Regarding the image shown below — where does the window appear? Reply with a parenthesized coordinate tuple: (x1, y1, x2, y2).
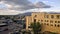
(44, 23, 46, 25)
(58, 21, 60, 23)
(41, 23, 43, 25)
(38, 20, 40, 23)
(57, 25, 60, 27)
(45, 20, 48, 22)
(55, 24, 56, 27)
(50, 20, 53, 23)
(45, 20, 46, 22)
(41, 20, 43, 22)
(50, 24, 53, 26)
(47, 24, 49, 26)
(55, 21, 57, 23)
(47, 20, 49, 22)
(56, 15, 60, 19)
(38, 20, 40, 22)
(28, 26, 32, 28)
(55, 21, 60, 23)
(51, 15, 54, 18)
(34, 19, 36, 22)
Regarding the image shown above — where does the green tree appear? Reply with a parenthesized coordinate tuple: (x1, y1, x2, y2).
(30, 22, 42, 34)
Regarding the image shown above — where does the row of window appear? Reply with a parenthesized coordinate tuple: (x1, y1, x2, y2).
(34, 19, 60, 23)
(34, 14, 60, 19)
(45, 15, 60, 19)
(33, 19, 60, 27)
(42, 23, 60, 27)
(41, 20, 60, 23)
(28, 24, 60, 28)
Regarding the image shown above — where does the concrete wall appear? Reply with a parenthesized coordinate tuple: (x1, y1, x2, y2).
(25, 12, 60, 34)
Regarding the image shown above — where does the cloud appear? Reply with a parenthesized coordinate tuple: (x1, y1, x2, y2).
(34, 2, 51, 8)
(0, 0, 51, 11)
(0, 9, 21, 15)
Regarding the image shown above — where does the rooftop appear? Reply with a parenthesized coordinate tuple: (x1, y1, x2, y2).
(0, 23, 7, 26)
(47, 12, 60, 14)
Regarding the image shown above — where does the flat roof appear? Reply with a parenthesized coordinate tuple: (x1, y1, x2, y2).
(0, 23, 7, 26)
(45, 12, 60, 14)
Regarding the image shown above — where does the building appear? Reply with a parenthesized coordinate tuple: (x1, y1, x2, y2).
(0, 23, 8, 34)
(25, 12, 60, 34)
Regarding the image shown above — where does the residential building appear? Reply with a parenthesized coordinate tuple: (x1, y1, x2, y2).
(0, 23, 8, 34)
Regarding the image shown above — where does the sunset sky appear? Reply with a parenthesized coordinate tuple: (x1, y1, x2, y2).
(0, 0, 60, 15)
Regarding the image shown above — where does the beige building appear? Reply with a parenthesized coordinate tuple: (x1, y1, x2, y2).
(25, 12, 60, 34)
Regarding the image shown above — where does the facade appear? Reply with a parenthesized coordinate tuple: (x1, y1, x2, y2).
(25, 12, 60, 34)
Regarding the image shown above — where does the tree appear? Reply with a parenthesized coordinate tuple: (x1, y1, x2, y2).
(30, 22, 42, 34)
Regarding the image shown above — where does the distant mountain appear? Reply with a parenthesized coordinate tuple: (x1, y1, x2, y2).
(17, 12, 32, 16)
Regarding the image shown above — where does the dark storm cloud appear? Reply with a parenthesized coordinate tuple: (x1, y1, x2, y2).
(0, 0, 51, 11)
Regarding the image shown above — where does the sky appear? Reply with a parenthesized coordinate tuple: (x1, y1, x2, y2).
(0, 0, 60, 15)
(29, 0, 60, 10)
